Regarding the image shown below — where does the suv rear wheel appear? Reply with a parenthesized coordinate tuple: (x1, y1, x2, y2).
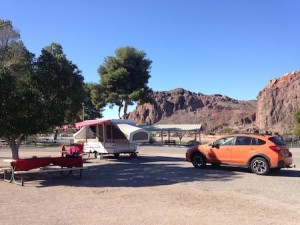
(192, 153, 206, 168)
(250, 157, 270, 175)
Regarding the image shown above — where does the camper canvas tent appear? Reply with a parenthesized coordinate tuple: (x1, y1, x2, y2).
(74, 119, 150, 158)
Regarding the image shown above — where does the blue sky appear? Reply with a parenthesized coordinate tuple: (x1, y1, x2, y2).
(1, 0, 300, 118)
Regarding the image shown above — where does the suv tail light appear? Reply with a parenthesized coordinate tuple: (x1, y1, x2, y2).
(269, 146, 281, 152)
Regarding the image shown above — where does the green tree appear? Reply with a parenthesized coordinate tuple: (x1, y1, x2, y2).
(0, 20, 85, 159)
(0, 19, 20, 62)
(294, 109, 300, 123)
(81, 82, 105, 120)
(293, 109, 300, 136)
(34, 43, 85, 125)
(294, 125, 300, 137)
(0, 20, 38, 159)
(98, 46, 153, 119)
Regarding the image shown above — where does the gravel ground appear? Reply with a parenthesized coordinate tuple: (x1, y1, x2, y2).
(0, 145, 299, 225)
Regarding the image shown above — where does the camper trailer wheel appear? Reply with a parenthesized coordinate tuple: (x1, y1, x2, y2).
(114, 153, 120, 158)
(130, 153, 137, 158)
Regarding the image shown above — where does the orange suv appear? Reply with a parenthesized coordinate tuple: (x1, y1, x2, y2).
(185, 133, 293, 175)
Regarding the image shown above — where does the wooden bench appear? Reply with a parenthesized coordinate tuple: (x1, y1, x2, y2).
(164, 140, 176, 145)
(4, 166, 87, 186)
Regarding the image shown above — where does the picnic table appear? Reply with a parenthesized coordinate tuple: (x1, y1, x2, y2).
(2, 156, 86, 186)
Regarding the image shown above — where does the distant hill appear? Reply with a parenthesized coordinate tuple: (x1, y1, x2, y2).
(129, 71, 300, 134)
(128, 88, 257, 133)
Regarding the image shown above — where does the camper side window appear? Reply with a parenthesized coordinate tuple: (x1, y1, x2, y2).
(106, 125, 126, 139)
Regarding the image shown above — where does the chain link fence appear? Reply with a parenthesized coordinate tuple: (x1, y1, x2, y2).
(281, 135, 300, 148)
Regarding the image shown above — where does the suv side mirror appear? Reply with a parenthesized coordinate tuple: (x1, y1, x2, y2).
(212, 143, 220, 148)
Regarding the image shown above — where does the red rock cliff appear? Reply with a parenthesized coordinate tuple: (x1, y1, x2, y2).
(256, 71, 300, 133)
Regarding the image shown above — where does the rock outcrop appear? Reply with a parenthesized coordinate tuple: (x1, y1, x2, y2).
(129, 71, 300, 134)
(129, 88, 256, 132)
(256, 71, 300, 133)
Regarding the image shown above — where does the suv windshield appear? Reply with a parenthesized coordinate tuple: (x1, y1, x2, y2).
(269, 137, 285, 146)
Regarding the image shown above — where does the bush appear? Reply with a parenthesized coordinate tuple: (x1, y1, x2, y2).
(294, 124, 300, 137)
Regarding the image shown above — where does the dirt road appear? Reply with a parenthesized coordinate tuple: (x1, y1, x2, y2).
(0, 146, 299, 225)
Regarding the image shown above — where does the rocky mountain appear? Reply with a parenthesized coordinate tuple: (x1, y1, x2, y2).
(256, 71, 300, 133)
(129, 71, 300, 134)
(128, 88, 256, 133)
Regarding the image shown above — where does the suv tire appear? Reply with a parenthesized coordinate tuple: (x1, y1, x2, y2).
(192, 153, 206, 168)
(250, 157, 270, 175)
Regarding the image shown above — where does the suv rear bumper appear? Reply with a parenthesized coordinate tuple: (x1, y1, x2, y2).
(277, 157, 293, 168)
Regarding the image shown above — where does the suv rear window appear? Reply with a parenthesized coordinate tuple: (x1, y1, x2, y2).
(252, 138, 266, 145)
(269, 137, 285, 146)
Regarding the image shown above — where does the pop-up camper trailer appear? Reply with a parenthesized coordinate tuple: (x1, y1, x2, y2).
(74, 119, 150, 158)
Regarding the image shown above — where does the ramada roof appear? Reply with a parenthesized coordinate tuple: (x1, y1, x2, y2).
(139, 124, 202, 132)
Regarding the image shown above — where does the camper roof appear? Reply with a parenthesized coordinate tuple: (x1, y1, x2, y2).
(75, 119, 135, 129)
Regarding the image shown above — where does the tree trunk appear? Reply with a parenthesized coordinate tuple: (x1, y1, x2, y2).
(4, 135, 22, 159)
(123, 98, 130, 119)
(10, 144, 19, 159)
(118, 105, 122, 119)
(118, 100, 123, 119)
